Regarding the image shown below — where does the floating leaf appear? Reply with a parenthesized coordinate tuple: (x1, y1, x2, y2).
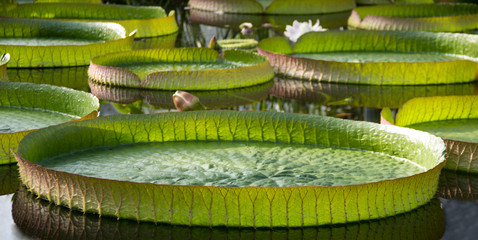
(88, 48, 274, 90)
(258, 31, 478, 85)
(188, 0, 355, 14)
(0, 81, 99, 165)
(12, 186, 444, 240)
(348, 4, 478, 32)
(15, 111, 445, 227)
(0, 18, 134, 68)
(216, 39, 258, 51)
(387, 95, 478, 173)
(270, 77, 478, 108)
(0, 3, 178, 38)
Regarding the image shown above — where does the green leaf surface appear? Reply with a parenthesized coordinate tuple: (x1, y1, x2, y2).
(0, 81, 99, 165)
(88, 48, 274, 90)
(0, 3, 178, 38)
(89, 80, 273, 109)
(394, 95, 478, 173)
(270, 77, 478, 108)
(12, 186, 445, 240)
(0, 18, 134, 68)
(188, 0, 355, 14)
(348, 4, 478, 32)
(257, 31, 478, 85)
(16, 111, 445, 227)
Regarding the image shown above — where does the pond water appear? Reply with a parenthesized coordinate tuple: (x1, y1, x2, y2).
(2, 0, 478, 239)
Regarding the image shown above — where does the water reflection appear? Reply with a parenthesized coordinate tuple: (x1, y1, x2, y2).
(6, 67, 90, 89)
(270, 77, 478, 109)
(132, 33, 178, 50)
(0, 165, 19, 196)
(89, 80, 273, 110)
(438, 170, 478, 201)
(12, 187, 444, 240)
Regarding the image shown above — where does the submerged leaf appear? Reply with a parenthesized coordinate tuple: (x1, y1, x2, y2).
(15, 111, 445, 227)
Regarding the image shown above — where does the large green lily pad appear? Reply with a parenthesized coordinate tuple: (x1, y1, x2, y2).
(0, 3, 178, 38)
(88, 48, 274, 90)
(271, 77, 478, 108)
(348, 4, 478, 33)
(12, 186, 444, 239)
(88, 80, 273, 109)
(0, 81, 99, 165)
(0, 18, 134, 68)
(188, 0, 355, 15)
(258, 31, 478, 85)
(382, 95, 478, 173)
(15, 111, 445, 227)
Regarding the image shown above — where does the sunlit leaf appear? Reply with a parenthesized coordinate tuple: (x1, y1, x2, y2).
(348, 4, 478, 32)
(258, 31, 478, 85)
(0, 18, 134, 68)
(88, 48, 274, 90)
(391, 95, 478, 173)
(12, 186, 444, 240)
(0, 81, 99, 165)
(0, 3, 178, 38)
(16, 111, 445, 227)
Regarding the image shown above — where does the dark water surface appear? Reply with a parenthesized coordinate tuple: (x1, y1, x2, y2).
(2, 0, 478, 239)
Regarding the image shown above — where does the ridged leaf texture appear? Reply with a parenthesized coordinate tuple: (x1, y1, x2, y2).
(394, 95, 478, 173)
(12, 187, 445, 240)
(348, 4, 478, 32)
(188, 0, 264, 14)
(0, 18, 134, 68)
(88, 48, 274, 90)
(257, 31, 478, 85)
(0, 81, 99, 165)
(0, 3, 178, 38)
(7, 67, 90, 89)
(16, 111, 445, 227)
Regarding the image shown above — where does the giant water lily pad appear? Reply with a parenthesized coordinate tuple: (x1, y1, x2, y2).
(0, 3, 178, 38)
(89, 80, 272, 109)
(15, 111, 445, 227)
(271, 77, 478, 109)
(188, 0, 355, 15)
(12, 186, 444, 240)
(0, 81, 99, 165)
(381, 95, 478, 173)
(88, 48, 274, 90)
(348, 4, 478, 33)
(0, 18, 134, 68)
(258, 31, 478, 85)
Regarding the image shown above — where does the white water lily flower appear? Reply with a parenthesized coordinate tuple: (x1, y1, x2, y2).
(284, 19, 327, 42)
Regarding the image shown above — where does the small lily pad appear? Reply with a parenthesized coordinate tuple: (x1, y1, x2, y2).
(382, 95, 478, 173)
(348, 4, 478, 33)
(0, 81, 99, 165)
(0, 18, 134, 68)
(15, 111, 445, 227)
(0, 3, 178, 38)
(88, 48, 274, 90)
(258, 31, 478, 85)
